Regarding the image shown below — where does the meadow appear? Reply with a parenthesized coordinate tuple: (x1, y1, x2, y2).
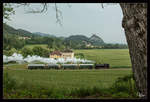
(4, 68, 132, 90)
(24, 44, 48, 49)
(24, 44, 131, 68)
(4, 67, 137, 99)
(74, 49, 132, 68)
(3, 47, 136, 98)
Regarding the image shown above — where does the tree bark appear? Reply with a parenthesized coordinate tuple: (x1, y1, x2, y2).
(119, 3, 147, 98)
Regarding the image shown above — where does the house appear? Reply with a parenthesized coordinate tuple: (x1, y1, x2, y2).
(61, 49, 74, 59)
(49, 49, 74, 59)
(18, 36, 31, 40)
(49, 51, 62, 59)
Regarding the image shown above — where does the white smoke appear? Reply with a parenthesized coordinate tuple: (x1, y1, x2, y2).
(3, 53, 94, 64)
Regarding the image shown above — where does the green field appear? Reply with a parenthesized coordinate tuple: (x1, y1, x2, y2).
(4, 68, 132, 90)
(24, 44, 48, 49)
(3, 67, 135, 98)
(74, 49, 131, 68)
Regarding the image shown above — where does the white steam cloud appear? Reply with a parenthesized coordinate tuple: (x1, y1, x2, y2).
(3, 53, 94, 64)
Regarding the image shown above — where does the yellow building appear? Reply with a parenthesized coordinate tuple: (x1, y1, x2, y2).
(49, 51, 62, 59)
(61, 49, 74, 59)
(50, 49, 74, 59)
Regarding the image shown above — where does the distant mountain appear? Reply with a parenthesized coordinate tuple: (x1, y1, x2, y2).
(63, 35, 90, 48)
(33, 32, 56, 38)
(3, 23, 105, 48)
(63, 34, 105, 48)
(65, 35, 89, 43)
(17, 29, 36, 37)
(3, 23, 58, 39)
(89, 34, 105, 46)
(3, 23, 39, 37)
(58, 36, 66, 40)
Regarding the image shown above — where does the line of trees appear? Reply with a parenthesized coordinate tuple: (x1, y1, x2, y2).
(3, 46, 51, 58)
(3, 33, 66, 51)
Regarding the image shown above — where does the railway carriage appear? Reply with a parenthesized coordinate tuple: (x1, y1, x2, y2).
(28, 64, 45, 69)
(79, 64, 94, 69)
(61, 64, 78, 69)
(47, 64, 59, 69)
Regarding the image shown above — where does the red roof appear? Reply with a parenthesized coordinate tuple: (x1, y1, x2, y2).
(62, 49, 73, 53)
(50, 51, 62, 55)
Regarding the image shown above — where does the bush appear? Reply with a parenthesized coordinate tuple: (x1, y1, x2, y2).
(110, 74, 138, 98)
(3, 72, 17, 92)
(112, 92, 130, 98)
(21, 47, 33, 57)
(75, 53, 85, 59)
(32, 46, 49, 57)
(3, 48, 18, 56)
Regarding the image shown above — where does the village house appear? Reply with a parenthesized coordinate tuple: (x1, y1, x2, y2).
(18, 36, 31, 40)
(49, 51, 62, 59)
(61, 49, 74, 59)
(49, 49, 74, 59)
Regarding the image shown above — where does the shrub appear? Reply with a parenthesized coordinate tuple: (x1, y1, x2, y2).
(32, 46, 50, 57)
(110, 74, 138, 98)
(21, 47, 33, 57)
(112, 92, 130, 98)
(3, 72, 17, 92)
(69, 87, 93, 97)
(74, 53, 85, 59)
(3, 48, 18, 56)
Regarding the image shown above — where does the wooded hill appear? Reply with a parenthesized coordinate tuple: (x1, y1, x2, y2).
(3, 23, 128, 50)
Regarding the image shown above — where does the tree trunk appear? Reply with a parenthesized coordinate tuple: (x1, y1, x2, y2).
(119, 3, 147, 98)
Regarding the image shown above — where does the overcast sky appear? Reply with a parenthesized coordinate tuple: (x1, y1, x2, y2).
(5, 3, 127, 44)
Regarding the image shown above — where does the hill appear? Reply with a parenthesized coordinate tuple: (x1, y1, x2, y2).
(3, 23, 128, 50)
(3, 23, 64, 50)
(33, 32, 56, 38)
(89, 34, 105, 46)
(3, 23, 39, 37)
(63, 34, 105, 48)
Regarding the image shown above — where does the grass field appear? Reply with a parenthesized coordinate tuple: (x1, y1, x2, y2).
(3, 67, 135, 99)
(3, 68, 132, 90)
(24, 44, 131, 68)
(24, 44, 48, 49)
(74, 49, 131, 68)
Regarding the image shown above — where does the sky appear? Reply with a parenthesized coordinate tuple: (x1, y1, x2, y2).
(5, 3, 127, 44)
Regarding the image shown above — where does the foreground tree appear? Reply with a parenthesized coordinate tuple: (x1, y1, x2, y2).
(120, 3, 147, 97)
